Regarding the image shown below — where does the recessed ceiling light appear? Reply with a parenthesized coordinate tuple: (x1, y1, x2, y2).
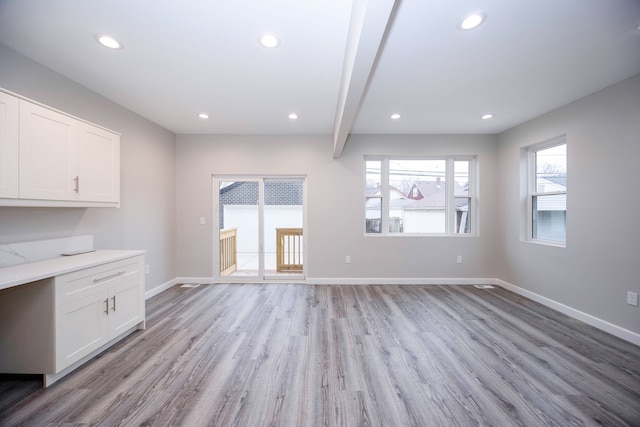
(198, 113, 210, 119)
(459, 13, 486, 31)
(288, 113, 299, 120)
(260, 33, 280, 48)
(480, 113, 495, 120)
(390, 113, 401, 119)
(96, 34, 122, 49)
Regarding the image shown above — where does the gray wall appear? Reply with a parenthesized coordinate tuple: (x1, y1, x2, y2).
(175, 133, 499, 280)
(496, 73, 640, 333)
(176, 134, 334, 278)
(0, 45, 178, 292)
(1, 41, 638, 336)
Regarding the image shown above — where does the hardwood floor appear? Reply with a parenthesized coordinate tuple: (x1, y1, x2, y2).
(1, 284, 639, 426)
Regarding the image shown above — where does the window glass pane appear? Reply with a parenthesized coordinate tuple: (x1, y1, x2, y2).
(264, 180, 304, 277)
(365, 160, 382, 233)
(363, 157, 475, 236)
(219, 181, 259, 277)
(366, 160, 381, 196)
(455, 197, 471, 234)
(532, 194, 566, 242)
(536, 144, 566, 193)
(365, 196, 382, 233)
(454, 161, 469, 196)
(389, 159, 446, 233)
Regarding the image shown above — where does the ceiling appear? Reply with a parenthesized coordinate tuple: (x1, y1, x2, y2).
(1, 0, 639, 154)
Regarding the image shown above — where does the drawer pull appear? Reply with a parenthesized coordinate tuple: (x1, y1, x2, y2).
(104, 299, 109, 315)
(111, 295, 117, 312)
(93, 271, 126, 283)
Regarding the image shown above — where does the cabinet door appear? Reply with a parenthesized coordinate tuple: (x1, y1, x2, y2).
(108, 278, 142, 338)
(19, 100, 78, 201)
(56, 291, 109, 372)
(0, 92, 19, 198)
(78, 123, 120, 203)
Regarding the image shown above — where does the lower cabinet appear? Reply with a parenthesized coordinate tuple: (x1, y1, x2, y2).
(56, 279, 142, 371)
(0, 255, 145, 387)
(55, 256, 145, 374)
(56, 290, 110, 372)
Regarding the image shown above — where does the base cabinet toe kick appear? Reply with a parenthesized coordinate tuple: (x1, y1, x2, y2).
(0, 252, 145, 387)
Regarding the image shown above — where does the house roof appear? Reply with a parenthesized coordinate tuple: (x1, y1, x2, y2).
(409, 181, 445, 199)
(1, 1, 639, 157)
(367, 180, 469, 210)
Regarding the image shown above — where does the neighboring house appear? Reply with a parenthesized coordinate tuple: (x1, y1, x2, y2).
(365, 185, 408, 232)
(219, 181, 303, 253)
(219, 181, 303, 229)
(406, 180, 471, 233)
(403, 180, 447, 233)
(366, 179, 471, 233)
(533, 177, 567, 241)
(406, 179, 446, 201)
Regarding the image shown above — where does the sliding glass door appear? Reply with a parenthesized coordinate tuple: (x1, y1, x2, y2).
(217, 179, 260, 278)
(263, 179, 304, 279)
(214, 176, 305, 281)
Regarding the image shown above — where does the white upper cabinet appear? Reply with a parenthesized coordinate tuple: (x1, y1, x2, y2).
(0, 88, 120, 207)
(78, 122, 120, 203)
(0, 92, 19, 198)
(19, 100, 79, 201)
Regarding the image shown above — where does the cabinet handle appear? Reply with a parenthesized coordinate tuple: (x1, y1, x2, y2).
(111, 295, 116, 312)
(93, 271, 126, 283)
(74, 176, 80, 193)
(104, 299, 109, 315)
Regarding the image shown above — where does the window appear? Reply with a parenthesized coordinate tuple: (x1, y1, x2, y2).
(365, 156, 476, 235)
(528, 137, 566, 245)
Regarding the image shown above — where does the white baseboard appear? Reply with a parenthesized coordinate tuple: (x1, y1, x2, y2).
(167, 277, 493, 286)
(144, 277, 218, 299)
(144, 278, 179, 299)
(306, 277, 494, 285)
(175, 276, 214, 285)
(495, 279, 640, 346)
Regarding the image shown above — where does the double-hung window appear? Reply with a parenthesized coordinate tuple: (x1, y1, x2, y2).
(527, 136, 567, 245)
(365, 156, 476, 235)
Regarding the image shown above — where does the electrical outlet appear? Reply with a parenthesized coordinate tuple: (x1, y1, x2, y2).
(345, 255, 351, 264)
(145, 265, 150, 275)
(457, 255, 463, 264)
(627, 291, 638, 307)
(200, 216, 206, 225)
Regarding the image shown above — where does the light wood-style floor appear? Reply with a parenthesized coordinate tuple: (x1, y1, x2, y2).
(1, 284, 639, 426)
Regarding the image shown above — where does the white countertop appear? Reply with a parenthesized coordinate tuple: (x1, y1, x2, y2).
(0, 250, 146, 291)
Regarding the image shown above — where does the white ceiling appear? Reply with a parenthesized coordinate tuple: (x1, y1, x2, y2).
(1, 0, 639, 147)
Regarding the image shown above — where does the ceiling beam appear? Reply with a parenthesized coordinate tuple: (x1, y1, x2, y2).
(332, 0, 397, 159)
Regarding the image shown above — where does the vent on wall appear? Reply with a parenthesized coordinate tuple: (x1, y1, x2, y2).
(474, 284, 495, 289)
(180, 284, 201, 288)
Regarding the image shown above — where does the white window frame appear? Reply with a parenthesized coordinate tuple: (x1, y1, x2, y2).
(364, 156, 477, 236)
(526, 135, 567, 247)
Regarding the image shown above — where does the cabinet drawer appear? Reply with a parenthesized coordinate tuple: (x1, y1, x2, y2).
(55, 257, 141, 306)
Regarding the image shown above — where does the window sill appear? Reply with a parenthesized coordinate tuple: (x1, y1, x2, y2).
(524, 238, 566, 248)
(365, 233, 477, 238)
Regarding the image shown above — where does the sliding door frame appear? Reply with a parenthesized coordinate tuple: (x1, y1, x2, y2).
(212, 175, 307, 283)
